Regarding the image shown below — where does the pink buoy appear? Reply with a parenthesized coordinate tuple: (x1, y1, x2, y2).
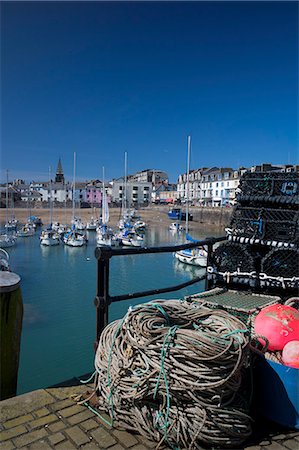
(282, 341, 299, 369)
(254, 304, 299, 351)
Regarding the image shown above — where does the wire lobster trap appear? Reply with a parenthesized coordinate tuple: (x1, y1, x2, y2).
(229, 206, 299, 245)
(185, 288, 281, 332)
(238, 172, 298, 198)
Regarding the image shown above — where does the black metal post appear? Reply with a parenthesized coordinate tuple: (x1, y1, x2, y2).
(205, 242, 214, 291)
(94, 247, 111, 350)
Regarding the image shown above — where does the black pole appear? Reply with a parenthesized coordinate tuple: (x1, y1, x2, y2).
(205, 242, 214, 291)
(94, 247, 111, 350)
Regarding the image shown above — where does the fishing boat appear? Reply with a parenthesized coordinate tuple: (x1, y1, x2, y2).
(4, 219, 18, 231)
(64, 152, 87, 247)
(174, 136, 207, 267)
(0, 249, 10, 271)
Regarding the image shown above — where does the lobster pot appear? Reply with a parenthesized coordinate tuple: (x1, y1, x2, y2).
(260, 248, 299, 291)
(185, 288, 281, 332)
(208, 242, 271, 289)
(254, 355, 299, 430)
(237, 172, 298, 202)
(229, 206, 299, 245)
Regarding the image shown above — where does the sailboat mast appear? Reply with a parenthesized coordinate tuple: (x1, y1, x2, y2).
(5, 170, 9, 226)
(124, 151, 128, 210)
(72, 152, 76, 220)
(185, 135, 191, 235)
(102, 166, 105, 220)
(49, 166, 53, 225)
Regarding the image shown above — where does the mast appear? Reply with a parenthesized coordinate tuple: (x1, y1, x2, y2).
(49, 166, 53, 226)
(5, 170, 9, 227)
(185, 135, 191, 235)
(72, 152, 76, 220)
(124, 151, 128, 210)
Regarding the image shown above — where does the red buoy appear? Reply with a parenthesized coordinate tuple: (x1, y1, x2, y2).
(254, 304, 299, 351)
(282, 341, 299, 368)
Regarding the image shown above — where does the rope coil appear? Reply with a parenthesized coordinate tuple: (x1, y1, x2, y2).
(94, 299, 253, 449)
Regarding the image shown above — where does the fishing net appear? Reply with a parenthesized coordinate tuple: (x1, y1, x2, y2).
(94, 299, 253, 449)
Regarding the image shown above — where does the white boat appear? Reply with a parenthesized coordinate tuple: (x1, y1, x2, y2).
(72, 217, 86, 231)
(0, 249, 10, 271)
(1, 171, 17, 247)
(175, 246, 207, 267)
(133, 220, 147, 232)
(63, 229, 87, 247)
(40, 230, 60, 246)
(121, 229, 144, 247)
(0, 234, 17, 248)
(64, 153, 87, 247)
(5, 219, 18, 231)
(174, 136, 207, 267)
(17, 224, 35, 237)
(86, 217, 98, 230)
(40, 168, 60, 246)
(169, 222, 183, 232)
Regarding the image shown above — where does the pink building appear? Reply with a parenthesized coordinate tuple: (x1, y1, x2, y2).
(86, 182, 102, 206)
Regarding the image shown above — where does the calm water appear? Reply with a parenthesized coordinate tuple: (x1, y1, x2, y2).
(4, 224, 221, 394)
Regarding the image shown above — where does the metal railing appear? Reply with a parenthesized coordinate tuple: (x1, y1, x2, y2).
(93, 235, 226, 348)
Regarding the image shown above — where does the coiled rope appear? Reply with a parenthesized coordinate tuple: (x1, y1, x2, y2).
(94, 299, 253, 449)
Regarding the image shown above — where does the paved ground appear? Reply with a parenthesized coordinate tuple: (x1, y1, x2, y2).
(0, 378, 298, 450)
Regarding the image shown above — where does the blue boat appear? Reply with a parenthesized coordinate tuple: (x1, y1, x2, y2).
(167, 208, 193, 221)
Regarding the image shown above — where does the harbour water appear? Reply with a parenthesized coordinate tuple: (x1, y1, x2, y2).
(4, 224, 221, 394)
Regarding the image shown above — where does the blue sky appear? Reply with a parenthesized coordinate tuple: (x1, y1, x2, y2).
(1, 1, 298, 183)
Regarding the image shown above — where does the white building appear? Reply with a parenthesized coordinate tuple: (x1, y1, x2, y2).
(111, 178, 152, 206)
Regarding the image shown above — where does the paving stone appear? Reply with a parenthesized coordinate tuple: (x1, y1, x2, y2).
(65, 425, 91, 446)
(81, 443, 100, 449)
(48, 421, 66, 433)
(259, 441, 271, 446)
(55, 441, 77, 450)
(283, 439, 299, 450)
(66, 410, 95, 426)
(91, 427, 117, 448)
(136, 436, 156, 448)
(245, 447, 262, 450)
(80, 419, 99, 432)
(58, 405, 84, 418)
(34, 408, 50, 418)
(262, 443, 287, 450)
(46, 385, 87, 401)
(272, 435, 287, 441)
(13, 428, 48, 447)
(109, 446, 126, 450)
(130, 446, 148, 450)
(49, 399, 75, 412)
(113, 430, 138, 448)
(0, 425, 27, 442)
(29, 441, 52, 450)
(28, 414, 58, 429)
(0, 441, 15, 449)
(95, 412, 113, 430)
(0, 390, 55, 421)
(48, 432, 66, 445)
(3, 414, 34, 429)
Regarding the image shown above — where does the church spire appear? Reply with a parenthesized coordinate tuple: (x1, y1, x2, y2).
(55, 157, 65, 183)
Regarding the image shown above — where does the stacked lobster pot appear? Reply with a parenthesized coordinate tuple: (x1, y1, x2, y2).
(208, 171, 299, 297)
